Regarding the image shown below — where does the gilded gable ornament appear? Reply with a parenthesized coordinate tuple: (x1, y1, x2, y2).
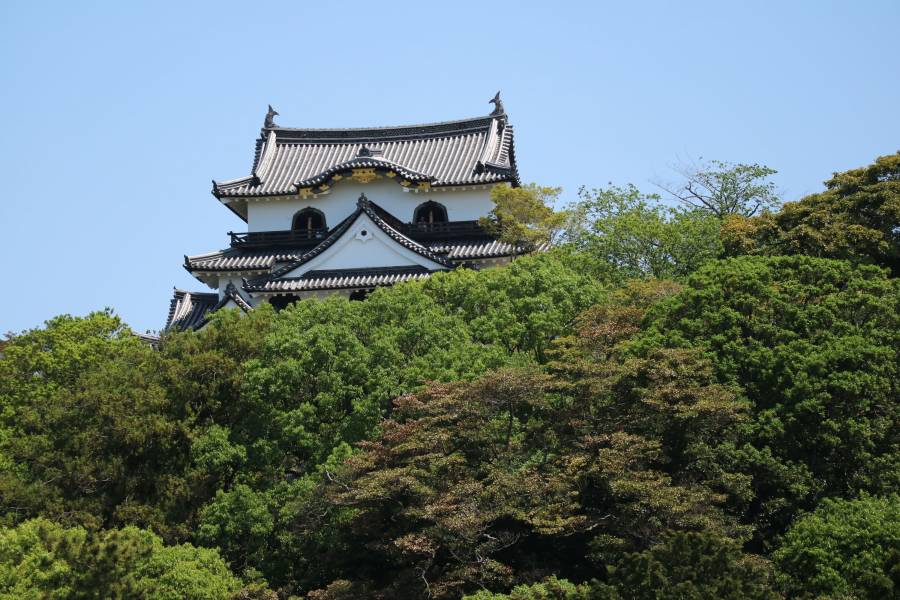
(351, 168, 379, 184)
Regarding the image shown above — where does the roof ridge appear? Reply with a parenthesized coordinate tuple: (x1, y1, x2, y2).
(270, 114, 500, 135)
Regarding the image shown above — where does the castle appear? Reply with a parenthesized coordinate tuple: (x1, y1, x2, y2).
(166, 95, 521, 330)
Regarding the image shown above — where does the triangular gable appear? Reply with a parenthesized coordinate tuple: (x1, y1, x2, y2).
(279, 211, 447, 278)
(212, 282, 254, 314)
(247, 195, 452, 286)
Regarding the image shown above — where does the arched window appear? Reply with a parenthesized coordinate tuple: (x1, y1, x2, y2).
(413, 201, 448, 224)
(292, 207, 326, 232)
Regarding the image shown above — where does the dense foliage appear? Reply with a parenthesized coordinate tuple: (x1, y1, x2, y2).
(773, 495, 900, 599)
(0, 518, 240, 599)
(722, 152, 900, 274)
(0, 153, 897, 598)
(566, 184, 722, 280)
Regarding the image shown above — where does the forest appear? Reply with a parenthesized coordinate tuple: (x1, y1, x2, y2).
(0, 153, 897, 599)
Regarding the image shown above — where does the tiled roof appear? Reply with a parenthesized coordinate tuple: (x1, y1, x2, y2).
(185, 248, 300, 272)
(430, 239, 522, 259)
(213, 111, 518, 197)
(165, 284, 252, 331)
(294, 157, 431, 188)
(244, 266, 435, 292)
(165, 289, 218, 331)
(185, 236, 523, 276)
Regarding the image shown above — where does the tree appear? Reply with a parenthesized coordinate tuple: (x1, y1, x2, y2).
(566, 184, 722, 281)
(0, 518, 244, 599)
(197, 485, 274, 573)
(774, 495, 900, 599)
(422, 252, 606, 361)
(481, 183, 569, 249)
(463, 533, 780, 600)
(0, 312, 187, 532)
(548, 281, 752, 561)
(657, 159, 780, 217)
(317, 368, 575, 599)
(464, 576, 601, 600)
(722, 151, 900, 275)
(314, 283, 753, 597)
(638, 256, 900, 541)
(606, 532, 780, 600)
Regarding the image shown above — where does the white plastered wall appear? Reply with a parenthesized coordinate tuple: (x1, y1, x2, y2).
(246, 180, 495, 232)
(279, 212, 447, 278)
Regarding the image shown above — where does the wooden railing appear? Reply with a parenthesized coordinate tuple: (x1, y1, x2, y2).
(229, 229, 329, 248)
(402, 220, 488, 240)
(229, 221, 489, 248)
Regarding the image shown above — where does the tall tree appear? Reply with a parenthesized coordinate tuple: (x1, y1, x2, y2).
(638, 256, 900, 541)
(566, 184, 722, 281)
(722, 151, 900, 275)
(481, 183, 569, 249)
(657, 159, 779, 217)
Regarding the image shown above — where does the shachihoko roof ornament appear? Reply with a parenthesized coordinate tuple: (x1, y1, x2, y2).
(489, 91, 504, 116)
(263, 104, 278, 129)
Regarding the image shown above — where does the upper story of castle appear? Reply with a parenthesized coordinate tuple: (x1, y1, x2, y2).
(211, 95, 518, 234)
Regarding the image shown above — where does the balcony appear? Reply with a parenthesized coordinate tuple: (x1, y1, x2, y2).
(402, 220, 489, 241)
(228, 221, 490, 249)
(229, 228, 329, 248)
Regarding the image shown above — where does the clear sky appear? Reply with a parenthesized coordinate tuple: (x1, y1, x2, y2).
(1, 1, 898, 334)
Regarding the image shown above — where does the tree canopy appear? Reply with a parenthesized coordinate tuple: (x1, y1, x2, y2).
(721, 152, 900, 275)
(1, 151, 898, 598)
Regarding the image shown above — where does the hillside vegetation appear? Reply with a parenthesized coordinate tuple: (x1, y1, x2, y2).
(0, 153, 898, 599)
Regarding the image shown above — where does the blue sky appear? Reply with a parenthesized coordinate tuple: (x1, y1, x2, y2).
(1, 1, 898, 334)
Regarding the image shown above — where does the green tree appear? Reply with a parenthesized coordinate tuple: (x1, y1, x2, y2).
(482, 183, 568, 249)
(637, 256, 900, 540)
(421, 251, 606, 361)
(0, 518, 244, 599)
(0, 312, 187, 532)
(658, 159, 780, 217)
(774, 495, 900, 599)
(722, 152, 900, 275)
(197, 485, 274, 573)
(566, 184, 722, 281)
(463, 534, 780, 600)
(548, 281, 752, 561)
(464, 576, 601, 600)
(607, 532, 779, 600)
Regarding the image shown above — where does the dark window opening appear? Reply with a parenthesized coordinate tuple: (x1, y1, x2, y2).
(349, 289, 373, 302)
(413, 201, 448, 224)
(269, 294, 301, 311)
(292, 208, 326, 232)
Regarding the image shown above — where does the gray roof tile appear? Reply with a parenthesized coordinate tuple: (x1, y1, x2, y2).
(213, 113, 518, 197)
(185, 249, 300, 272)
(164, 284, 253, 331)
(186, 237, 522, 274)
(244, 266, 435, 292)
(165, 289, 218, 331)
